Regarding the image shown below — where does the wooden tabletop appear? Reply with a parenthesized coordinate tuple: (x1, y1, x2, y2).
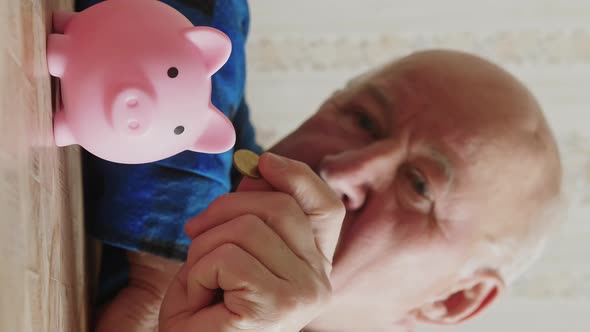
(0, 0, 88, 331)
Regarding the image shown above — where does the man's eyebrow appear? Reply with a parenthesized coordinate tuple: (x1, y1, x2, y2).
(366, 83, 393, 111)
(365, 83, 394, 126)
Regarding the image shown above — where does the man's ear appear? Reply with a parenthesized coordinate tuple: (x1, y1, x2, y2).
(415, 269, 505, 326)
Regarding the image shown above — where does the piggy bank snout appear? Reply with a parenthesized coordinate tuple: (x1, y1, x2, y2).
(111, 88, 155, 136)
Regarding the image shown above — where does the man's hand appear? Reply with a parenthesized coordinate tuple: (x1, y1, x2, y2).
(159, 153, 346, 332)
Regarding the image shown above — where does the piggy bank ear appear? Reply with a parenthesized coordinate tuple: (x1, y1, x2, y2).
(191, 106, 236, 154)
(184, 27, 232, 76)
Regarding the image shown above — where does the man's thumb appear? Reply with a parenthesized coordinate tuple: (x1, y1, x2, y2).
(257, 153, 346, 264)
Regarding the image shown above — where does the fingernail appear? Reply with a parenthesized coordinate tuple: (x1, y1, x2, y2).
(265, 152, 287, 169)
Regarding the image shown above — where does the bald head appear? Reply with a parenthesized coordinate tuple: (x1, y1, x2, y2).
(394, 50, 563, 282)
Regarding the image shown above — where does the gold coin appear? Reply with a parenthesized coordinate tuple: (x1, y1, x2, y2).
(233, 149, 261, 179)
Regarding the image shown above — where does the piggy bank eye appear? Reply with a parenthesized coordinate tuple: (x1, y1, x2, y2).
(174, 126, 185, 135)
(167, 67, 179, 78)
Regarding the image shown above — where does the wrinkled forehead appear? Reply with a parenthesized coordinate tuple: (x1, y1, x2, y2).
(363, 57, 538, 138)
(432, 122, 555, 230)
(355, 56, 552, 205)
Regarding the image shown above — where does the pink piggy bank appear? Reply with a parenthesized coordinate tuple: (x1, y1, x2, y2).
(47, 0, 236, 164)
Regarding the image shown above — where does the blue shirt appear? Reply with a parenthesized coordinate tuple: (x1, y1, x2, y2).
(77, 0, 260, 303)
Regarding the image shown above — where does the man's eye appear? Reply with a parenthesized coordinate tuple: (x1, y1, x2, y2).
(357, 112, 378, 132)
(396, 165, 434, 214)
(350, 110, 381, 138)
(406, 168, 430, 199)
(334, 100, 381, 138)
(411, 173, 427, 196)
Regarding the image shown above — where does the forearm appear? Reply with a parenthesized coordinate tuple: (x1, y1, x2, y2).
(95, 285, 161, 332)
(95, 251, 181, 332)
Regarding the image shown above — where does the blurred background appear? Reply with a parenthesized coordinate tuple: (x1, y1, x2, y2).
(245, 1, 589, 331)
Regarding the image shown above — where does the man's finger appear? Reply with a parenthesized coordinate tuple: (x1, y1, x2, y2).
(185, 214, 305, 281)
(257, 153, 346, 265)
(184, 192, 317, 265)
(159, 265, 206, 331)
(186, 243, 281, 312)
(236, 176, 274, 192)
(187, 243, 283, 331)
(162, 243, 283, 332)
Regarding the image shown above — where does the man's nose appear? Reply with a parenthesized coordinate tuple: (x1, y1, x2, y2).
(319, 144, 399, 211)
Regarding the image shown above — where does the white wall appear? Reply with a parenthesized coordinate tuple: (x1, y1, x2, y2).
(245, 1, 590, 331)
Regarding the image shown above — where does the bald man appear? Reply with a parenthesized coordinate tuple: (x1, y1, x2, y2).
(156, 50, 562, 332)
(77, 2, 559, 332)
